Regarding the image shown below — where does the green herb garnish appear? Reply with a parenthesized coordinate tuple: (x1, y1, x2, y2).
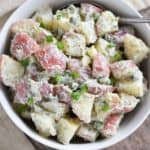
(57, 42, 64, 50)
(71, 84, 88, 101)
(71, 91, 81, 101)
(46, 35, 53, 43)
(57, 14, 63, 20)
(110, 77, 117, 85)
(27, 96, 34, 105)
(70, 72, 80, 79)
(111, 51, 123, 62)
(16, 104, 28, 114)
(20, 58, 30, 67)
(93, 121, 104, 130)
(102, 103, 110, 112)
(80, 84, 88, 94)
(107, 42, 115, 49)
(51, 74, 63, 84)
(40, 22, 46, 28)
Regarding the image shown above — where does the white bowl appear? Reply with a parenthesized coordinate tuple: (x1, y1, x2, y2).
(0, 0, 150, 150)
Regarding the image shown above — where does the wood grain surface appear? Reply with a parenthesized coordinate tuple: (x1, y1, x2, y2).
(0, 106, 35, 150)
(0, 1, 150, 150)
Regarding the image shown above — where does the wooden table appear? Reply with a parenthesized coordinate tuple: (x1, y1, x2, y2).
(0, 1, 150, 150)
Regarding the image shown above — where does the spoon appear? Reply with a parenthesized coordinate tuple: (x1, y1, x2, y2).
(58, 1, 150, 24)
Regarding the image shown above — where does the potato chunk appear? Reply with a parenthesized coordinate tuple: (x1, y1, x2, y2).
(11, 32, 40, 60)
(96, 11, 119, 36)
(117, 79, 144, 97)
(57, 118, 80, 144)
(11, 19, 40, 36)
(124, 34, 150, 63)
(94, 93, 121, 122)
(35, 44, 67, 74)
(41, 101, 69, 120)
(80, 3, 102, 20)
(77, 20, 97, 44)
(31, 112, 56, 137)
(62, 32, 86, 57)
(33, 6, 53, 29)
(119, 93, 140, 113)
(77, 124, 99, 142)
(110, 60, 143, 80)
(100, 114, 123, 137)
(0, 55, 24, 88)
(95, 38, 116, 62)
(71, 93, 95, 123)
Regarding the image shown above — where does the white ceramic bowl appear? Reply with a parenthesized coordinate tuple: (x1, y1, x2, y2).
(0, 0, 150, 150)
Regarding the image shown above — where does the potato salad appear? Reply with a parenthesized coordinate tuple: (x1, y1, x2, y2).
(0, 3, 149, 144)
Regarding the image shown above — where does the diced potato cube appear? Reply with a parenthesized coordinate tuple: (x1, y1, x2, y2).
(77, 20, 97, 44)
(41, 101, 69, 120)
(124, 34, 150, 64)
(80, 3, 102, 20)
(57, 118, 80, 144)
(86, 79, 114, 96)
(81, 55, 91, 67)
(94, 93, 121, 121)
(119, 93, 140, 113)
(62, 32, 86, 57)
(94, 100, 111, 122)
(96, 11, 119, 36)
(52, 9, 74, 32)
(35, 44, 67, 74)
(110, 60, 143, 80)
(31, 112, 56, 137)
(104, 93, 121, 108)
(87, 46, 98, 58)
(72, 93, 95, 123)
(95, 38, 116, 62)
(77, 124, 99, 142)
(100, 114, 123, 137)
(117, 79, 144, 97)
(11, 32, 40, 60)
(11, 19, 40, 37)
(92, 53, 110, 78)
(33, 6, 53, 29)
(0, 55, 24, 88)
(66, 4, 81, 22)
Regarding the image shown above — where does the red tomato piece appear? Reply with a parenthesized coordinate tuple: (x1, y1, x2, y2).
(92, 53, 110, 78)
(35, 44, 67, 73)
(11, 32, 40, 60)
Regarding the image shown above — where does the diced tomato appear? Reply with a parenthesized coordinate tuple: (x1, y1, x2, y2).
(11, 32, 40, 60)
(92, 53, 110, 78)
(35, 44, 67, 73)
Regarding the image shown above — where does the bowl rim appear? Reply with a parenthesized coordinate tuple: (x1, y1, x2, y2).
(0, 0, 150, 150)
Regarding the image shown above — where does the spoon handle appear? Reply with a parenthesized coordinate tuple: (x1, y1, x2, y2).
(119, 18, 150, 24)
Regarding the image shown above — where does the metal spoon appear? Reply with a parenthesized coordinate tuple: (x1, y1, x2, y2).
(57, 1, 150, 24)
